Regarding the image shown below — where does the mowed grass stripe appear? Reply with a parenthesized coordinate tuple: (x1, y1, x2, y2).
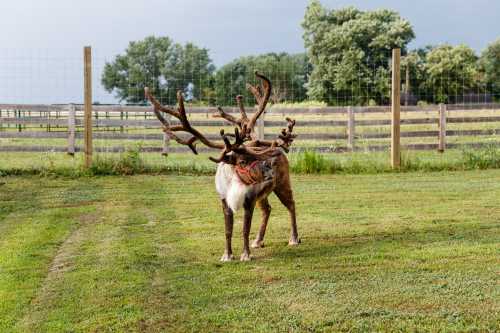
(16, 177, 175, 332)
(0, 172, 499, 332)
(0, 179, 102, 331)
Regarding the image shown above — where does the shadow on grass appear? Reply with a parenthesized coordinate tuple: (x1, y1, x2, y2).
(258, 221, 498, 264)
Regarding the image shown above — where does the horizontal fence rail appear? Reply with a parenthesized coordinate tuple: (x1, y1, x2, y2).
(2, 103, 500, 154)
(2, 142, 499, 154)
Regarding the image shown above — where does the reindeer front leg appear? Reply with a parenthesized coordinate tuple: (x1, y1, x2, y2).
(221, 199, 234, 262)
(240, 200, 256, 261)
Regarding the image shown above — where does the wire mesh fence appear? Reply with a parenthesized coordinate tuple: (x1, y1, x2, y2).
(0, 47, 499, 171)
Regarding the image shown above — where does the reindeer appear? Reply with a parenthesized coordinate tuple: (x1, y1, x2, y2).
(145, 72, 299, 262)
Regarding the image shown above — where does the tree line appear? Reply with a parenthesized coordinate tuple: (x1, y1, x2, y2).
(102, 0, 499, 106)
(101, 37, 311, 106)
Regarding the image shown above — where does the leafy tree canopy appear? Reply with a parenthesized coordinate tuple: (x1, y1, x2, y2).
(302, 0, 415, 105)
(479, 38, 500, 96)
(214, 53, 311, 106)
(102, 36, 215, 105)
(422, 44, 479, 103)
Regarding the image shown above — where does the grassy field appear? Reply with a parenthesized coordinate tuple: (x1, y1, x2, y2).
(2, 146, 500, 177)
(1, 171, 499, 332)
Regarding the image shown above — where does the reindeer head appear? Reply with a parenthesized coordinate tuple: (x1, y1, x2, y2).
(145, 72, 296, 166)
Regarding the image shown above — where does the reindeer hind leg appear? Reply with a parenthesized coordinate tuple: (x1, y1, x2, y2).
(252, 197, 271, 248)
(274, 183, 300, 246)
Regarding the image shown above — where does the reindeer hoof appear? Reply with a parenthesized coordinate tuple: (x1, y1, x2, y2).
(220, 253, 234, 262)
(240, 253, 251, 262)
(251, 239, 265, 248)
(288, 238, 301, 246)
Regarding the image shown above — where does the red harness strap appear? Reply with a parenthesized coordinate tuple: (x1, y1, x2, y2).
(235, 160, 262, 185)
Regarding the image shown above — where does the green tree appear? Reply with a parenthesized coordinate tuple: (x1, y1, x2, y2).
(102, 36, 215, 105)
(479, 38, 500, 98)
(302, 1, 415, 105)
(214, 53, 311, 106)
(401, 46, 433, 103)
(423, 44, 479, 103)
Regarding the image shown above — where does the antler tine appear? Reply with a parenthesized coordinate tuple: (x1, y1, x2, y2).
(219, 129, 232, 150)
(213, 106, 241, 127)
(145, 88, 201, 154)
(234, 127, 244, 145)
(164, 129, 199, 154)
(276, 117, 297, 153)
(213, 95, 246, 126)
(236, 95, 249, 121)
(208, 129, 237, 163)
(247, 84, 262, 105)
(209, 73, 270, 142)
(151, 104, 169, 128)
(144, 89, 174, 137)
(209, 153, 226, 164)
(234, 143, 279, 160)
(176, 91, 191, 129)
(144, 87, 179, 118)
(173, 90, 224, 150)
(145, 88, 225, 154)
(247, 71, 272, 133)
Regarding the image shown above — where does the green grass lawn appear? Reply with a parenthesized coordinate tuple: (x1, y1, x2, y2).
(1, 172, 499, 332)
(3, 147, 500, 177)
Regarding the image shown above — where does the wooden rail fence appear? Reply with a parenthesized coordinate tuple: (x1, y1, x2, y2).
(2, 103, 500, 155)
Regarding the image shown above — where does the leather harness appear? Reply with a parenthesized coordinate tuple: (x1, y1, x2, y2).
(235, 160, 262, 185)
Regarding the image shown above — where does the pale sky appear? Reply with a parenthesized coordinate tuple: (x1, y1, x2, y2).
(0, 0, 498, 103)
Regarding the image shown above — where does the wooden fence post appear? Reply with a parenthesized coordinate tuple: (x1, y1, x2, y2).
(67, 104, 76, 155)
(84, 46, 93, 168)
(347, 106, 355, 151)
(391, 48, 401, 169)
(47, 107, 51, 132)
(95, 109, 99, 130)
(438, 103, 447, 153)
(17, 110, 22, 132)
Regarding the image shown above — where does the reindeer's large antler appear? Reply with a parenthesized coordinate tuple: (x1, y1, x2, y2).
(146, 72, 296, 164)
(247, 71, 272, 130)
(214, 71, 272, 142)
(247, 117, 297, 153)
(208, 129, 281, 163)
(277, 118, 297, 153)
(145, 88, 225, 154)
